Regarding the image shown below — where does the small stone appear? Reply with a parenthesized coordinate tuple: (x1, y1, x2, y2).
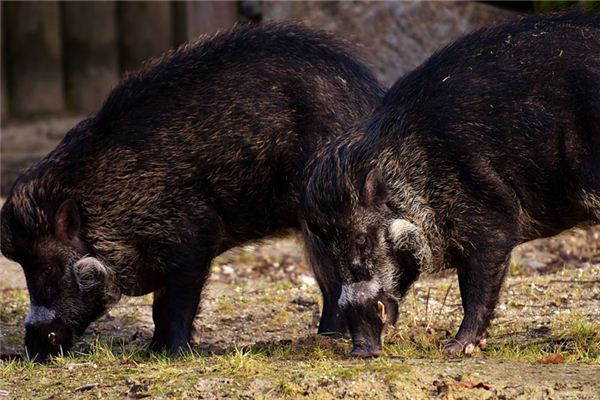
(221, 264, 235, 275)
(299, 275, 316, 286)
(524, 260, 547, 270)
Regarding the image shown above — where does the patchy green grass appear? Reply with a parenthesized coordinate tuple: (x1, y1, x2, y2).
(2, 335, 599, 399)
(483, 318, 600, 364)
(2, 272, 599, 399)
(1, 233, 600, 399)
(0, 337, 409, 399)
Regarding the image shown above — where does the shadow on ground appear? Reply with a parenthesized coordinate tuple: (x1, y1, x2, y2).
(1, 227, 599, 399)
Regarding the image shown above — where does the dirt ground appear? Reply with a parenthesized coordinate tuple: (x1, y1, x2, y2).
(0, 224, 599, 399)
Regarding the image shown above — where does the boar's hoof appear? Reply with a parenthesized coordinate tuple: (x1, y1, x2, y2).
(444, 338, 485, 357)
(478, 338, 488, 350)
(444, 340, 465, 357)
(350, 346, 382, 358)
(464, 343, 478, 355)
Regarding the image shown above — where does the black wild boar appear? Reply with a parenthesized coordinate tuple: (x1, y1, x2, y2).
(0, 23, 384, 360)
(303, 12, 600, 357)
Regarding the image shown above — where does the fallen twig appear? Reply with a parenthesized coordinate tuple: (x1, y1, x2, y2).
(433, 283, 453, 325)
(548, 279, 600, 284)
(75, 383, 99, 392)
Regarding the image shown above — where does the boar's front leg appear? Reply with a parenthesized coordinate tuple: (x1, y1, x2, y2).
(149, 247, 214, 356)
(316, 271, 346, 338)
(446, 232, 517, 356)
(301, 221, 347, 337)
(311, 252, 346, 337)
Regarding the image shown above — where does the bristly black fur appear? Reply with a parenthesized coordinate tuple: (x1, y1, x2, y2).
(303, 12, 600, 357)
(0, 22, 385, 359)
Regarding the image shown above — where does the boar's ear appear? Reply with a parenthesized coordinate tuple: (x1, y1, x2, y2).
(388, 219, 421, 250)
(361, 169, 387, 207)
(55, 199, 80, 241)
(73, 257, 107, 292)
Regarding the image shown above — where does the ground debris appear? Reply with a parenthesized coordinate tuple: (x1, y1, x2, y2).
(124, 383, 150, 399)
(433, 379, 451, 396)
(454, 380, 493, 390)
(291, 297, 317, 308)
(1, 230, 600, 399)
(74, 383, 99, 392)
(65, 361, 98, 370)
(539, 353, 565, 364)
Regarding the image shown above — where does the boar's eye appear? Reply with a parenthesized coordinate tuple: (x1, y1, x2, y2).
(355, 233, 367, 247)
(42, 264, 54, 275)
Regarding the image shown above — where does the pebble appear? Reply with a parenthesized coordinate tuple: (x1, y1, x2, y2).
(299, 275, 316, 286)
(221, 264, 235, 275)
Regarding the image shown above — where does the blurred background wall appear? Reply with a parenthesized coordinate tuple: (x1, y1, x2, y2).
(1, 1, 242, 119)
(0, 0, 597, 194)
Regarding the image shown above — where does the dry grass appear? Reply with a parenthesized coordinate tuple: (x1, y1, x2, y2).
(1, 230, 599, 399)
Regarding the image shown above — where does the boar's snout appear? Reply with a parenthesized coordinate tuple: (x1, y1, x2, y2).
(340, 282, 399, 358)
(350, 339, 383, 358)
(25, 316, 73, 362)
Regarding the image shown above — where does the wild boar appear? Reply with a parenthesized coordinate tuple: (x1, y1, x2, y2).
(0, 23, 384, 360)
(302, 12, 600, 357)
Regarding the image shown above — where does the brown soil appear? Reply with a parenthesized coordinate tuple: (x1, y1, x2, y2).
(0, 225, 599, 399)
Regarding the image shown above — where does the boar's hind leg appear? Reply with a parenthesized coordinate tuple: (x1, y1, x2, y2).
(149, 247, 214, 356)
(446, 233, 517, 356)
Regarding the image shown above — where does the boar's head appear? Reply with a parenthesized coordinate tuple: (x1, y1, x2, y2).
(304, 165, 424, 357)
(1, 193, 118, 362)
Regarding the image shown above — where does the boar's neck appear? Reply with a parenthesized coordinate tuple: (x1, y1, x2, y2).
(373, 137, 448, 274)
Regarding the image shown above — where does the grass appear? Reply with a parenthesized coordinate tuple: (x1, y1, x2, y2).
(381, 277, 600, 364)
(2, 286, 598, 399)
(465, 314, 600, 364)
(4, 331, 596, 399)
(1, 253, 599, 398)
(0, 338, 406, 399)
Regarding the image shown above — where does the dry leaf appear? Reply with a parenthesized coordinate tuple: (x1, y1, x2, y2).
(539, 353, 565, 364)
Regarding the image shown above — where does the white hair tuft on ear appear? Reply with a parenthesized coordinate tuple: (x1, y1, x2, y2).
(388, 219, 433, 271)
(74, 257, 108, 291)
(73, 256, 121, 304)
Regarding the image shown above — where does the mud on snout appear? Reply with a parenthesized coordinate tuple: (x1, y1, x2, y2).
(339, 281, 399, 357)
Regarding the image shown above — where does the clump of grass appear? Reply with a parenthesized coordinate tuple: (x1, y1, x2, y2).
(216, 296, 235, 314)
(367, 357, 411, 380)
(385, 325, 449, 359)
(0, 357, 37, 375)
(215, 345, 273, 379)
(271, 280, 294, 291)
(237, 250, 257, 264)
(485, 314, 600, 363)
(274, 379, 305, 396)
(509, 260, 528, 276)
(0, 289, 29, 320)
(553, 315, 600, 363)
